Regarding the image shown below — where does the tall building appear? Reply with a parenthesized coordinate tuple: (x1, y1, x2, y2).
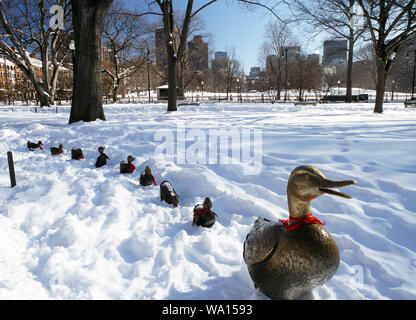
(323, 40, 347, 65)
(246, 67, 264, 90)
(0, 52, 43, 88)
(101, 46, 113, 63)
(266, 55, 278, 65)
(248, 67, 261, 77)
(211, 51, 229, 72)
(155, 28, 167, 68)
(155, 28, 181, 69)
(282, 46, 301, 60)
(0, 51, 72, 100)
(307, 53, 320, 64)
(215, 51, 227, 59)
(187, 35, 208, 71)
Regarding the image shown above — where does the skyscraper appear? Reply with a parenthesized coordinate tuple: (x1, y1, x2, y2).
(282, 46, 301, 60)
(154, 28, 181, 69)
(323, 40, 348, 65)
(211, 51, 229, 72)
(187, 35, 208, 71)
(155, 28, 166, 68)
(215, 51, 227, 59)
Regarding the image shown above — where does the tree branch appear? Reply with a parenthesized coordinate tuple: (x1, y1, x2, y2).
(191, 0, 217, 18)
(237, 0, 287, 24)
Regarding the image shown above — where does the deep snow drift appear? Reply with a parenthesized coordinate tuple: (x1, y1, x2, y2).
(0, 102, 415, 299)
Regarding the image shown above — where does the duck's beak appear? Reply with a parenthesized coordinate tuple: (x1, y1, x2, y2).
(319, 179, 357, 199)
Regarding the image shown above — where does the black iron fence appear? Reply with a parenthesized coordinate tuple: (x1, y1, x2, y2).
(0, 91, 413, 107)
(111, 91, 412, 104)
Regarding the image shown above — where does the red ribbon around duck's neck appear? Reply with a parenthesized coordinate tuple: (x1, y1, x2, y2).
(279, 213, 325, 231)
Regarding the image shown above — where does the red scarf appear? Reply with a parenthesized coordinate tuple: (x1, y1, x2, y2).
(129, 163, 135, 173)
(279, 213, 325, 231)
(193, 207, 210, 224)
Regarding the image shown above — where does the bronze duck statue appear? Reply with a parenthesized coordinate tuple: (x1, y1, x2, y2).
(243, 165, 356, 300)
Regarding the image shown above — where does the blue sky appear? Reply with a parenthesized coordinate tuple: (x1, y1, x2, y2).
(120, 0, 327, 74)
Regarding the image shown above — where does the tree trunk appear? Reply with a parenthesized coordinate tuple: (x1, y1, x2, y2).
(178, 59, 185, 94)
(346, 29, 354, 103)
(374, 58, 386, 113)
(113, 78, 120, 103)
(69, 0, 112, 124)
(49, 66, 61, 106)
(30, 76, 51, 107)
(39, 92, 51, 107)
(112, 87, 118, 103)
(167, 54, 178, 111)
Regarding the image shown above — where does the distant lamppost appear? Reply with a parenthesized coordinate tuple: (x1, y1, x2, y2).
(323, 82, 329, 103)
(284, 47, 288, 102)
(147, 47, 151, 103)
(69, 40, 75, 66)
(69, 40, 75, 100)
(69, 39, 75, 53)
(236, 78, 241, 102)
(407, 49, 416, 100)
(236, 78, 239, 100)
(201, 81, 204, 101)
(337, 80, 341, 95)
(391, 80, 395, 102)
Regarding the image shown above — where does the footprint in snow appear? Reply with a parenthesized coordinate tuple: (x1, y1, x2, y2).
(332, 155, 348, 163)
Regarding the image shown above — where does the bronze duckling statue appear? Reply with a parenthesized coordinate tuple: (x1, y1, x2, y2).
(243, 165, 356, 300)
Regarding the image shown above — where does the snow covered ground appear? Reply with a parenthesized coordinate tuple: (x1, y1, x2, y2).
(0, 102, 415, 300)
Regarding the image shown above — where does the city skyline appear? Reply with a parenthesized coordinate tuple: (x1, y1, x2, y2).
(120, 0, 328, 74)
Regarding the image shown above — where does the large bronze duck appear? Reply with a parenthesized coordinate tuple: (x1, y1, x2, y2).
(243, 165, 356, 300)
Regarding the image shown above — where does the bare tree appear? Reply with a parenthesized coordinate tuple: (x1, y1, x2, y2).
(177, 15, 210, 92)
(356, 0, 416, 113)
(354, 38, 416, 94)
(102, 1, 150, 102)
(353, 42, 377, 89)
(211, 47, 243, 99)
(224, 48, 244, 99)
(389, 38, 416, 94)
(0, 0, 72, 106)
(260, 21, 297, 100)
(147, 0, 287, 111)
(288, 52, 322, 101)
(291, 0, 366, 103)
(69, 0, 113, 124)
(127, 54, 162, 100)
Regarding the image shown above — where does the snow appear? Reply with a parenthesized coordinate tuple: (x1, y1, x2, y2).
(0, 102, 415, 300)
